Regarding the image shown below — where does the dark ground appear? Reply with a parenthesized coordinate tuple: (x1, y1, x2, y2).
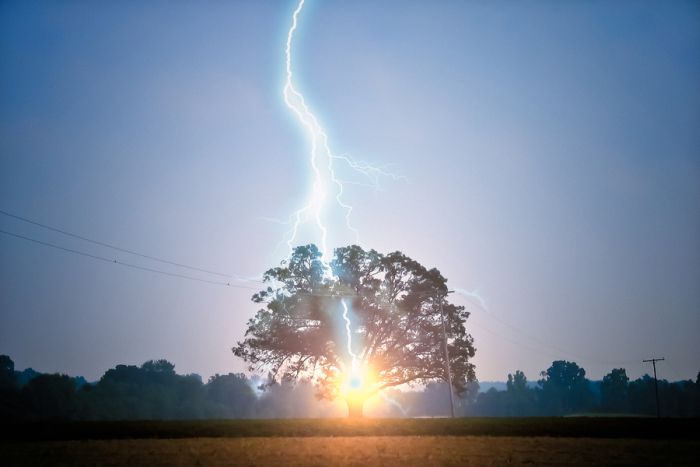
(1, 418, 698, 466)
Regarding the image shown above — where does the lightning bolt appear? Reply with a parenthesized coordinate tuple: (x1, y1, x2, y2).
(282, 0, 406, 391)
(283, 0, 348, 261)
(454, 287, 489, 311)
(332, 154, 408, 190)
(281, 0, 403, 261)
(277, 3, 490, 410)
(341, 299, 358, 371)
(380, 392, 409, 416)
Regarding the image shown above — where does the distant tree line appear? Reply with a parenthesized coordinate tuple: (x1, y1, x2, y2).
(426, 361, 700, 418)
(1, 355, 698, 420)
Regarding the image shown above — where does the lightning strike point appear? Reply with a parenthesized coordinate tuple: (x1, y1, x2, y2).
(281, 0, 405, 400)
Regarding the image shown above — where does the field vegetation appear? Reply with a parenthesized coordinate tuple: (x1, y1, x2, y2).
(2, 433, 699, 466)
(3, 417, 698, 441)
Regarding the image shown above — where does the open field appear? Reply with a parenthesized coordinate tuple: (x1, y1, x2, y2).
(2, 436, 699, 466)
(2, 417, 698, 440)
(1, 419, 698, 466)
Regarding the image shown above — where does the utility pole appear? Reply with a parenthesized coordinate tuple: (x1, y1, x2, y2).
(643, 357, 665, 418)
(439, 290, 455, 418)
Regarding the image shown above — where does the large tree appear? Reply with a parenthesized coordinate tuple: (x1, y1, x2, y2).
(601, 368, 629, 413)
(233, 244, 476, 417)
(538, 360, 594, 415)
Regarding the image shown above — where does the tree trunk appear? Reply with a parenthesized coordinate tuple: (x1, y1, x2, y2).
(347, 399, 364, 418)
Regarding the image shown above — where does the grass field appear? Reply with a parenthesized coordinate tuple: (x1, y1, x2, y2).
(3, 436, 700, 466)
(2, 418, 698, 466)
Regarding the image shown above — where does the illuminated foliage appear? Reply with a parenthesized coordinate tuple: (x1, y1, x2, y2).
(233, 244, 477, 416)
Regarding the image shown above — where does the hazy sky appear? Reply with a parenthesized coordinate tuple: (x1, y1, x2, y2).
(1, 0, 698, 383)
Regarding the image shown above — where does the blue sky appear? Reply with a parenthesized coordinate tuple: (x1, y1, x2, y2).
(1, 0, 698, 383)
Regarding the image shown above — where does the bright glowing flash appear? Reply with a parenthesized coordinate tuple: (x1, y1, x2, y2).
(340, 366, 373, 400)
(339, 300, 375, 400)
(281, 0, 404, 261)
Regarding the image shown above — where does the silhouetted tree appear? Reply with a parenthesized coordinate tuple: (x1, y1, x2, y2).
(21, 374, 79, 420)
(14, 367, 40, 387)
(82, 360, 206, 419)
(601, 368, 629, 412)
(505, 370, 537, 416)
(0, 355, 15, 391)
(141, 359, 176, 376)
(538, 360, 594, 415)
(473, 387, 508, 416)
(662, 378, 697, 417)
(696, 372, 700, 416)
(628, 374, 656, 416)
(455, 380, 480, 416)
(233, 244, 476, 417)
(176, 373, 207, 418)
(207, 373, 256, 418)
(0, 355, 20, 419)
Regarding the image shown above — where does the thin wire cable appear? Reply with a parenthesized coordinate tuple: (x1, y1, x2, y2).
(0, 228, 258, 290)
(664, 359, 689, 382)
(0, 208, 235, 278)
(457, 295, 638, 367)
(468, 319, 560, 361)
(0, 212, 668, 369)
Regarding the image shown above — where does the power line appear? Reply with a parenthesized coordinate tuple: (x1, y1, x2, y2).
(0, 208, 233, 278)
(0, 228, 258, 290)
(2, 226, 680, 380)
(489, 312, 636, 366)
(0, 210, 670, 372)
(469, 319, 561, 361)
(663, 359, 688, 382)
(455, 293, 638, 367)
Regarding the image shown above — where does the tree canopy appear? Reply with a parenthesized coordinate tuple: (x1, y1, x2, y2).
(232, 244, 477, 415)
(538, 360, 595, 415)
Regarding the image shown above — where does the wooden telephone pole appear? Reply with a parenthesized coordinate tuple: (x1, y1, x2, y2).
(643, 357, 665, 418)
